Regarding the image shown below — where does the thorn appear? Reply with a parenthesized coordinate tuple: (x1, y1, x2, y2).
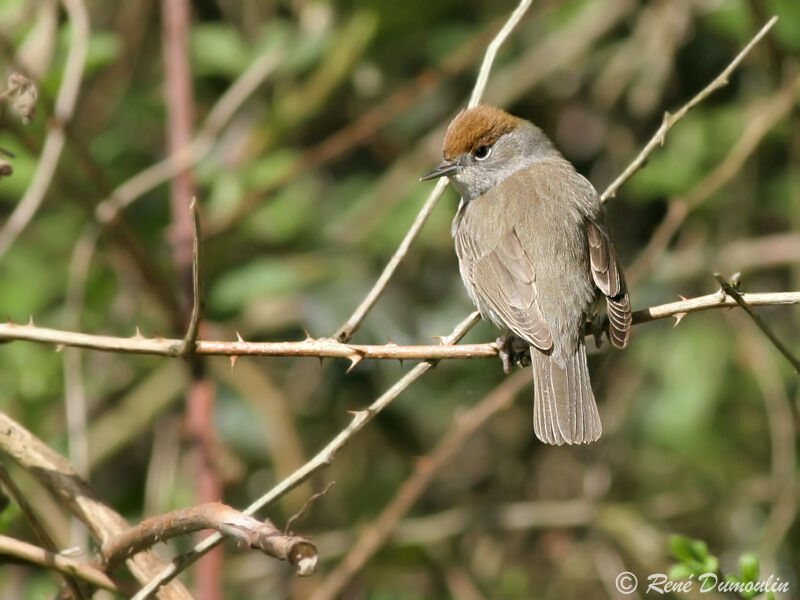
(678, 294, 688, 301)
(133, 326, 144, 339)
(673, 312, 687, 327)
(431, 335, 446, 345)
(304, 329, 314, 342)
(346, 353, 363, 374)
(235, 331, 245, 343)
(55, 344, 65, 353)
(398, 359, 404, 367)
(230, 355, 238, 372)
(27, 315, 34, 326)
(385, 335, 397, 346)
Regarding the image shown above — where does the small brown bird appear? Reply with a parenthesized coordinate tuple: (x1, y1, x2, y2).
(421, 105, 631, 445)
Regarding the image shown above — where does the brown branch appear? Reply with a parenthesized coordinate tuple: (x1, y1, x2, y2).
(0, 534, 136, 596)
(600, 16, 778, 202)
(0, 0, 89, 261)
(332, 0, 534, 343)
(0, 291, 798, 360)
(102, 502, 317, 575)
(0, 411, 193, 600)
(310, 369, 530, 600)
(714, 274, 800, 373)
(130, 311, 481, 600)
(177, 197, 202, 356)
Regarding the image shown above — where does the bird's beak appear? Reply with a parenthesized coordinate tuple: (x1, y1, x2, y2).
(419, 160, 458, 182)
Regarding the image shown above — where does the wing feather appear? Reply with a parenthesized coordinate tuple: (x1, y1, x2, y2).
(586, 219, 631, 348)
(464, 229, 553, 351)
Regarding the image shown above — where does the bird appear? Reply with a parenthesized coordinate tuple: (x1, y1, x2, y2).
(421, 104, 631, 445)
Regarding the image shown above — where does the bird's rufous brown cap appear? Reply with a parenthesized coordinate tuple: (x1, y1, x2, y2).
(442, 104, 523, 160)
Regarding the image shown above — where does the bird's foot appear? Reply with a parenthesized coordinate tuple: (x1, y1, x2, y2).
(496, 332, 531, 374)
(585, 313, 609, 349)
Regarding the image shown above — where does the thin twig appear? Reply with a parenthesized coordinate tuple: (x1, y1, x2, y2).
(310, 370, 530, 600)
(130, 311, 481, 600)
(285, 481, 336, 535)
(733, 314, 797, 568)
(177, 197, 202, 356)
(0, 0, 89, 261)
(333, 0, 534, 343)
(0, 534, 136, 596)
(1, 291, 799, 359)
(600, 16, 778, 202)
(102, 502, 317, 575)
(714, 274, 800, 373)
(468, 0, 533, 108)
(627, 70, 800, 283)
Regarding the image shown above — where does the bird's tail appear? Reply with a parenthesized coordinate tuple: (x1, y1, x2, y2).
(531, 340, 601, 445)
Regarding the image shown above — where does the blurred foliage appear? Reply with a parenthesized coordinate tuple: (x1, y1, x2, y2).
(0, 0, 799, 598)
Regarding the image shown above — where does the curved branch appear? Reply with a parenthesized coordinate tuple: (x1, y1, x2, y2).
(102, 503, 316, 576)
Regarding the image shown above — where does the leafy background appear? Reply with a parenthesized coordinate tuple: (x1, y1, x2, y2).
(0, 0, 799, 598)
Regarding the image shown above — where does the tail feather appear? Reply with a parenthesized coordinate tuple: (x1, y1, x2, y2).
(532, 341, 601, 445)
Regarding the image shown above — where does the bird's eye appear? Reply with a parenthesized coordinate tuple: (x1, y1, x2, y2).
(474, 145, 491, 160)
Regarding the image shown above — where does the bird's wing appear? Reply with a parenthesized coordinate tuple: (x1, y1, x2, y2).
(586, 219, 631, 348)
(464, 228, 553, 351)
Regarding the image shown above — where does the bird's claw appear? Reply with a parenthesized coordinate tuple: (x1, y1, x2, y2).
(496, 332, 530, 374)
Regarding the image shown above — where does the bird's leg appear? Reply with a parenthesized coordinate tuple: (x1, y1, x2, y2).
(496, 331, 531, 374)
(585, 311, 608, 349)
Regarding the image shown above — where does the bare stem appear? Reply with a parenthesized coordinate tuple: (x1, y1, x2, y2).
(176, 197, 202, 356)
(600, 16, 778, 202)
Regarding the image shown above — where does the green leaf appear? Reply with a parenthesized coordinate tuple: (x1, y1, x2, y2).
(670, 535, 697, 562)
(738, 553, 759, 583)
(668, 563, 695, 580)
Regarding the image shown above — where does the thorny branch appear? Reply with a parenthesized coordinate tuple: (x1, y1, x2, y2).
(0, 291, 797, 361)
(333, 0, 534, 343)
(130, 311, 482, 600)
(333, 13, 777, 343)
(600, 16, 778, 202)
